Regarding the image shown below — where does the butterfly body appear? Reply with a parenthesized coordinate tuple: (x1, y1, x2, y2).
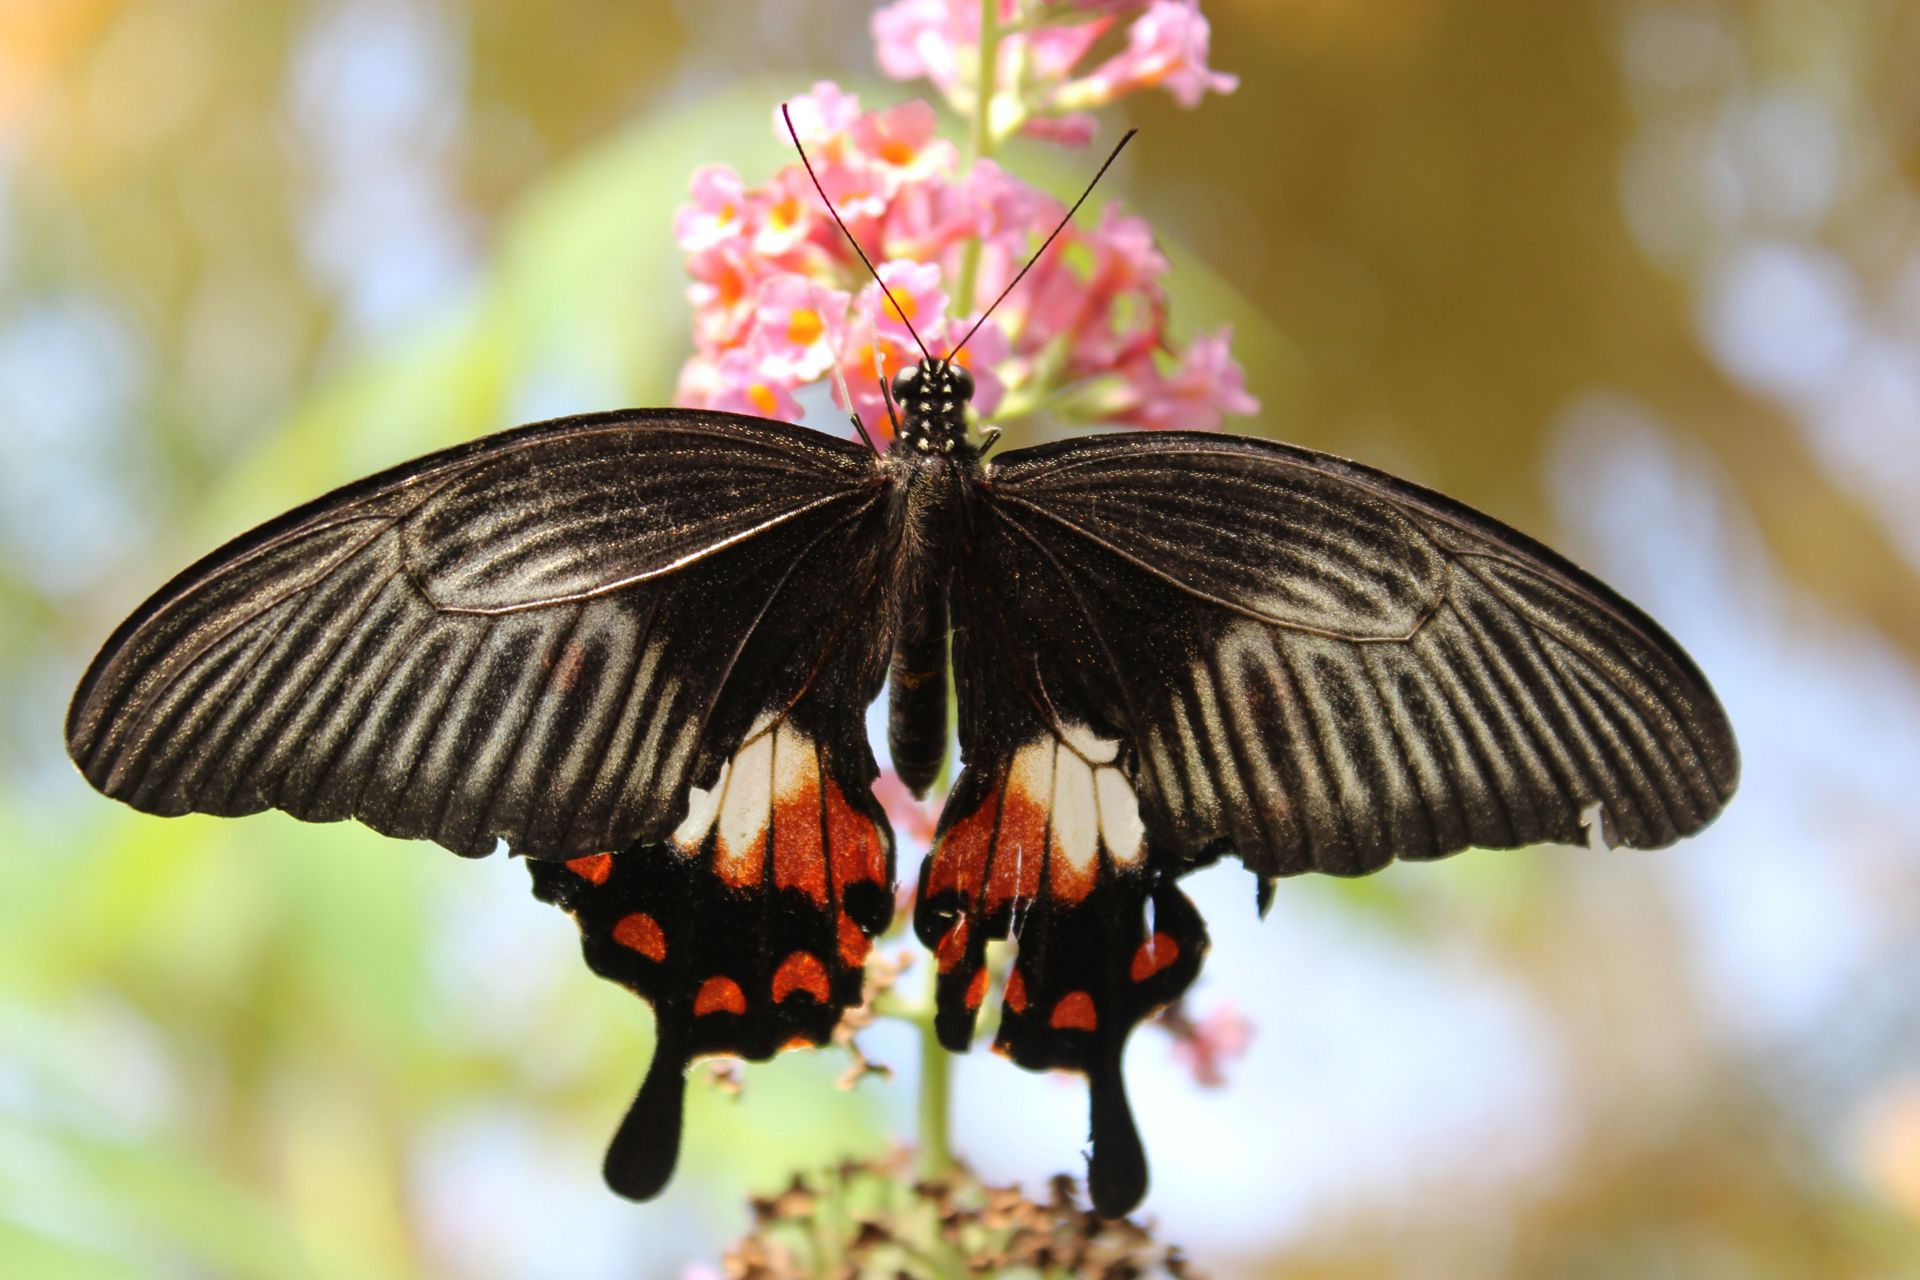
(67, 356, 1737, 1218)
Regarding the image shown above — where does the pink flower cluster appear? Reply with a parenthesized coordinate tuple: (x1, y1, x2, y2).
(674, 83, 1255, 439)
(874, 0, 1239, 145)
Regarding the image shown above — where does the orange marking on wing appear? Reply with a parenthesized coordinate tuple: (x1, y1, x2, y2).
(694, 976, 747, 1017)
(1047, 843, 1098, 905)
(964, 966, 988, 1010)
(611, 912, 666, 961)
(566, 852, 613, 885)
(1049, 991, 1098, 1032)
(935, 918, 970, 973)
(772, 773, 827, 906)
(838, 913, 872, 968)
(985, 787, 1046, 913)
(1004, 968, 1028, 1015)
(927, 794, 996, 899)
(1130, 933, 1181, 982)
(826, 780, 886, 887)
(716, 830, 767, 890)
(781, 1034, 817, 1051)
(771, 951, 832, 1004)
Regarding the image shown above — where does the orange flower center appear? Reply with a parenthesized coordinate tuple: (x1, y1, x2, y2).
(787, 308, 824, 346)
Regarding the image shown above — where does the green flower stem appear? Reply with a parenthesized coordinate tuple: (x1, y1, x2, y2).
(954, 0, 1006, 319)
(917, 983, 955, 1178)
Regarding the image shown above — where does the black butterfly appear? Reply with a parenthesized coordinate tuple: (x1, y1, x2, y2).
(64, 126, 1737, 1219)
(64, 362, 1738, 1215)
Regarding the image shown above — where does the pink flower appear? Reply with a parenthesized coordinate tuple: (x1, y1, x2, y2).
(674, 165, 749, 253)
(1016, 113, 1100, 147)
(871, 0, 969, 88)
(1162, 999, 1253, 1088)
(690, 347, 804, 422)
(1075, 0, 1238, 109)
(853, 99, 957, 191)
(863, 260, 950, 351)
(1115, 329, 1259, 432)
(672, 81, 1254, 440)
(1026, 15, 1114, 81)
(873, 0, 1236, 135)
(752, 274, 850, 382)
(685, 242, 765, 351)
(779, 81, 865, 146)
(751, 168, 822, 259)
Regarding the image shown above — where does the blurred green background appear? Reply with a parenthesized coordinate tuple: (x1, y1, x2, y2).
(4, 1, 1919, 1276)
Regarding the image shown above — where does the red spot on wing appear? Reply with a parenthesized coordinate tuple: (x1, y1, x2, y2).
(771, 951, 832, 1003)
(1049, 991, 1098, 1032)
(964, 966, 988, 1010)
(935, 917, 970, 973)
(694, 976, 747, 1017)
(773, 769, 827, 906)
(611, 912, 666, 961)
(826, 779, 886, 888)
(927, 791, 996, 899)
(566, 852, 613, 884)
(985, 786, 1046, 914)
(1130, 932, 1181, 982)
(1004, 968, 1028, 1015)
(838, 913, 872, 968)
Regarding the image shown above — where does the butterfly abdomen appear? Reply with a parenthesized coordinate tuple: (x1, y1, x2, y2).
(884, 450, 970, 796)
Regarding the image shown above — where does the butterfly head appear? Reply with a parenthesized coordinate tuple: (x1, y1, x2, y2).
(891, 358, 975, 456)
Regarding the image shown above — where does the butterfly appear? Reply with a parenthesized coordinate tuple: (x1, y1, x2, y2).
(63, 124, 1739, 1220)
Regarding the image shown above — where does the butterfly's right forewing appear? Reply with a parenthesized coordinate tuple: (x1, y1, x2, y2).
(67, 409, 897, 862)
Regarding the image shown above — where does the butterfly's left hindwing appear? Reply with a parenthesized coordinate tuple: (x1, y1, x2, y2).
(529, 703, 895, 1201)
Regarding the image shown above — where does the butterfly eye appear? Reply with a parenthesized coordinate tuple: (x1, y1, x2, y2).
(890, 365, 920, 402)
(947, 364, 975, 402)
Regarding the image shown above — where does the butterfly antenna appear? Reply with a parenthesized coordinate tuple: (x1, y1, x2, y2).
(947, 127, 1138, 362)
(782, 103, 935, 368)
(870, 292, 903, 437)
(807, 281, 877, 452)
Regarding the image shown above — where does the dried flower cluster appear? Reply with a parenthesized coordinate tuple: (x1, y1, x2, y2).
(685, 1154, 1202, 1280)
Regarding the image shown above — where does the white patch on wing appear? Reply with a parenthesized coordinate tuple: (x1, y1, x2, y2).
(1059, 719, 1120, 765)
(1050, 747, 1099, 875)
(672, 760, 729, 850)
(717, 730, 773, 871)
(1007, 723, 1152, 881)
(770, 723, 815, 802)
(1009, 738, 1055, 818)
(1094, 766, 1145, 866)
